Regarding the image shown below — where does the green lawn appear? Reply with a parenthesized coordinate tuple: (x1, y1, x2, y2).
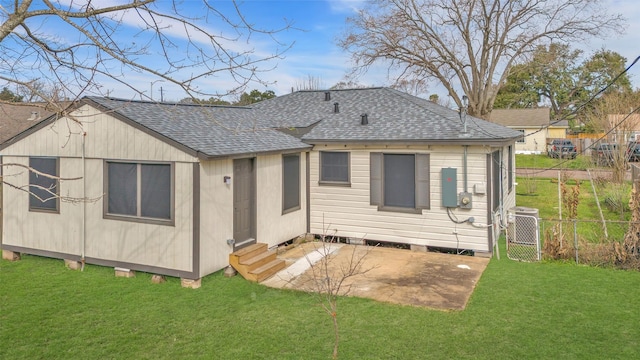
(516, 176, 630, 242)
(515, 154, 595, 170)
(2, 254, 640, 359)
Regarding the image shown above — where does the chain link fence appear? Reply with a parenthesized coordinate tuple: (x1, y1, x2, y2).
(504, 213, 639, 266)
(535, 218, 637, 266)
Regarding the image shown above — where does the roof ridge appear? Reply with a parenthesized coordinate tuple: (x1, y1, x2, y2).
(296, 87, 385, 93)
(86, 96, 251, 110)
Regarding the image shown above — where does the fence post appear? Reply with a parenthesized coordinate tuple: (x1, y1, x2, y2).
(558, 172, 563, 247)
(587, 169, 608, 239)
(573, 219, 578, 264)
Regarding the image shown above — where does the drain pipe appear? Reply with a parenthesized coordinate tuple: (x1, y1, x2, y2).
(463, 145, 468, 192)
(81, 131, 87, 271)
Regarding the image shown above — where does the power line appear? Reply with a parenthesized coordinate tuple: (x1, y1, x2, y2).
(526, 104, 640, 174)
(512, 55, 640, 174)
(523, 55, 640, 139)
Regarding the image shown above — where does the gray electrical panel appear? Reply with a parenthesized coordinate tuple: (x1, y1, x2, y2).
(441, 168, 458, 207)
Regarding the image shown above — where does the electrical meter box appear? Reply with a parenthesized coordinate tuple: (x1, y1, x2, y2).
(441, 168, 458, 207)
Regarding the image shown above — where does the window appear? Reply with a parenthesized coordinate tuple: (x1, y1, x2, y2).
(319, 151, 349, 184)
(492, 151, 501, 212)
(516, 130, 525, 143)
(282, 154, 300, 213)
(29, 157, 59, 212)
(105, 161, 173, 223)
(508, 145, 514, 193)
(370, 153, 430, 212)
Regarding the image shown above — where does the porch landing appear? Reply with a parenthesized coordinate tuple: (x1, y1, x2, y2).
(262, 242, 490, 311)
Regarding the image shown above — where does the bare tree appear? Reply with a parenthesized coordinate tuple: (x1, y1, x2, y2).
(0, 162, 100, 204)
(585, 91, 640, 182)
(329, 80, 369, 90)
(0, 0, 291, 113)
(0, 1, 291, 203)
(305, 239, 371, 360)
(293, 75, 325, 91)
(339, 0, 624, 119)
(390, 78, 428, 97)
(282, 229, 372, 359)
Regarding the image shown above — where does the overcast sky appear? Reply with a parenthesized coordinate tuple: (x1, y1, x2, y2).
(58, 0, 640, 102)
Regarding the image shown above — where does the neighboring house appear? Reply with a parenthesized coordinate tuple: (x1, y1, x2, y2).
(1, 88, 520, 283)
(0, 102, 53, 144)
(0, 103, 54, 244)
(606, 114, 640, 142)
(490, 108, 568, 154)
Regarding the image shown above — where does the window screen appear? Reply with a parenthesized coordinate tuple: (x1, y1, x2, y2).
(371, 153, 429, 211)
(141, 164, 171, 219)
(108, 162, 137, 216)
(492, 151, 501, 211)
(320, 151, 349, 183)
(283, 154, 300, 212)
(29, 157, 59, 211)
(106, 161, 172, 222)
(383, 154, 415, 208)
(508, 146, 513, 193)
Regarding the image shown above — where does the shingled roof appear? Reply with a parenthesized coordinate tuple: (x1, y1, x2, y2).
(3, 88, 520, 156)
(85, 97, 311, 158)
(0, 103, 53, 144)
(253, 87, 522, 144)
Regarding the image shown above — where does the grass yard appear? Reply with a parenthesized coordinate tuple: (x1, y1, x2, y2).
(2, 253, 640, 359)
(516, 176, 630, 242)
(515, 154, 595, 171)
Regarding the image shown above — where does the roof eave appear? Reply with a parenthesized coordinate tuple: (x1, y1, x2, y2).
(303, 138, 518, 146)
(197, 145, 313, 161)
(83, 97, 202, 159)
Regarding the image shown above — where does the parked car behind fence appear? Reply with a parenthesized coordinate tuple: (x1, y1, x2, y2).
(628, 141, 640, 162)
(591, 143, 625, 166)
(547, 139, 577, 159)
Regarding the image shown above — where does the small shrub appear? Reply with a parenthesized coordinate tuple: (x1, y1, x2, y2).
(561, 180, 581, 220)
(542, 224, 573, 260)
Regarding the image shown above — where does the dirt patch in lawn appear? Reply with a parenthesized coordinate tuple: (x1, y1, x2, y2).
(261, 242, 490, 311)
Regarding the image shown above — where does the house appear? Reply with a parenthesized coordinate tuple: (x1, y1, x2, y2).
(1, 103, 54, 244)
(606, 114, 640, 142)
(489, 108, 568, 154)
(255, 88, 520, 255)
(1, 88, 520, 284)
(0, 102, 53, 144)
(1, 98, 310, 283)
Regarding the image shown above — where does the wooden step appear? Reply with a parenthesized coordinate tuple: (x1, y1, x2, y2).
(231, 243, 266, 262)
(229, 242, 288, 283)
(240, 250, 277, 272)
(249, 259, 287, 282)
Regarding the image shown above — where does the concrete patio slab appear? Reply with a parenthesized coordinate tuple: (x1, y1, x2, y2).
(261, 242, 490, 311)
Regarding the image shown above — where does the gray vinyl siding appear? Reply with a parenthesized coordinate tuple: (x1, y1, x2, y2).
(311, 144, 494, 252)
